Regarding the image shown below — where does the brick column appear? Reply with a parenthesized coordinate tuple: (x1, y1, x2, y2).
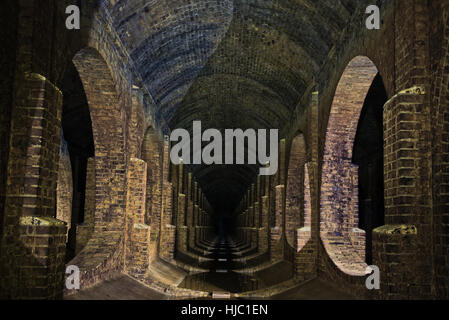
(373, 87, 429, 298)
(124, 158, 150, 278)
(160, 137, 175, 261)
(295, 91, 319, 280)
(371, 0, 433, 299)
(271, 185, 285, 262)
(1, 73, 66, 299)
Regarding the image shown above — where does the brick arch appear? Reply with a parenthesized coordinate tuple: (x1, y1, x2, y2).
(285, 134, 306, 248)
(320, 56, 378, 276)
(66, 47, 127, 290)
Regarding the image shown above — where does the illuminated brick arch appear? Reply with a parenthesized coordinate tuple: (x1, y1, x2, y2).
(67, 47, 127, 289)
(320, 56, 379, 276)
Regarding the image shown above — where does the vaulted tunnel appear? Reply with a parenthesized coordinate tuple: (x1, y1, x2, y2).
(88, 0, 377, 295)
(105, 0, 367, 225)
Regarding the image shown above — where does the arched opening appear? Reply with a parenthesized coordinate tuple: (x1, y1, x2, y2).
(59, 61, 95, 262)
(64, 47, 127, 291)
(320, 56, 385, 275)
(285, 134, 306, 248)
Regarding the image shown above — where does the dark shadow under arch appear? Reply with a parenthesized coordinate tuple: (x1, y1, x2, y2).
(60, 61, 95, 262)
(352, 73, 387, 265)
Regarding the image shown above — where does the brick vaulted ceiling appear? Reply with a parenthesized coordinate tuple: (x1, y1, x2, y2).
(101, 0, 369, 212)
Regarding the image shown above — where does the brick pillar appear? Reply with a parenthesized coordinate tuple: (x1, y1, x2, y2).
(248, 206, 254, 228)
(141, 128, 162, 264)
(249, 183, 257, 228)
(160, 137, 175, 261)
(124, 158, 150, 278)
(176, 194, 188, 253)
(271, 185, 284, 262)
(286, 135, 306, 249)
(373, 87, 429, 298)
(189, 182, 198, 249)
(297, 163, 312, 252)
(128, 86, 145, 159)
(0, 73, 66, 299)
(254, 176, 261, 228)
(258, 195, 269, 254)
(295, 92, 319, 280)
(371, 0, 434, 299)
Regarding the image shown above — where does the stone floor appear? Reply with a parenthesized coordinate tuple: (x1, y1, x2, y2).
(272, 278, 358, 300)
(65, 275, 168, 300)
(65, 274, 357, 300)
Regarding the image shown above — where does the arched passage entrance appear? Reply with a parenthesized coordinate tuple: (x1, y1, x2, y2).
(65, 47, 127, 290)
(320, 56, 386, 275)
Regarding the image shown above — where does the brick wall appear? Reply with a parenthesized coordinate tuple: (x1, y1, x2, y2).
(431, 1, 449, 299)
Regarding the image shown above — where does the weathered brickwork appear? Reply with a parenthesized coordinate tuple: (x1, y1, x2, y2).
(431, 2, 449, 299)
(67, 48, 127, 291)
(320, 56, 378, 276)
(17, 216, 67, 299)
(0, 0, 19, 248)
(377, 89, 432, 298)
(1, 73, 64, 299)
(297, 164, 312, 252)
(142, 127, 163, 229)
